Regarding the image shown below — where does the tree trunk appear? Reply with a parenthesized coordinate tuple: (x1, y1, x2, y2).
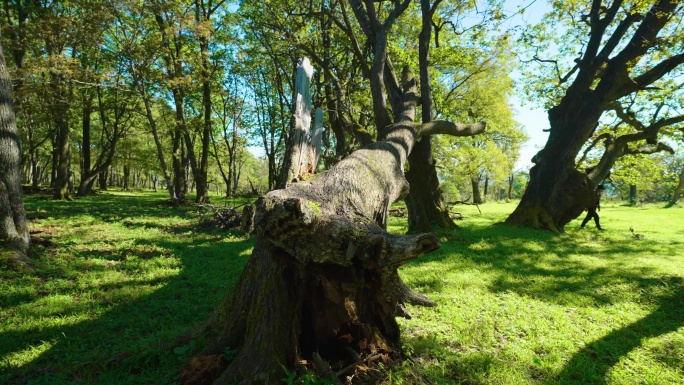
(50, 135, 57, 188)
(471, 175, 483, 204)
(81, 94, 92, 190)
(99, 168, 108, 190)
(31, 161, 40, 189)
(0, 36, 30, 268)
(195, 32, 212, 204)
(123, 156, 130, 191)
(505, 106, 602, 232)
(669, 169, 684, 206)
(508, 172, 514, 200)
(136, 70, 176, 202)
(278, 58, 315, 189)
(203, 106, 432, 385)
(629, 185, 637, 206)
(405, 138, 456, 232)
(51, 74, 71, 200)
(172, 133, 185, 200)
(77, 91, 123, 197)
(483, 174, 489, 198)
(505, 0, 684, 232)
(404, 0, 456, 233)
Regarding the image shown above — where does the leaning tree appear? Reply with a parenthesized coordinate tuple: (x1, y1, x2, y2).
(191, 68, 484, 384)
(506, 0, 684, 232)
(0, 34, 30, 269)
(185, 0, 486, 382)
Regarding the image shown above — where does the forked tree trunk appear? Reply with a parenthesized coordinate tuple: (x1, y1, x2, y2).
(505, 101, 602, 232)
(0, 36, 30, 268)
(505, 153, 594, 233)
(505, 0, 684, 232)
(192, 71, 485, 384)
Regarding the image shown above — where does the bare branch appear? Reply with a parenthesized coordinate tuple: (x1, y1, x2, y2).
(608, 102, 646, 131)
(347, 0, 374, 38)
(578, 132, 612, 164)
(613, 0, 679, 65)
(624, 142, 675, 156)
(596, 13, 643, 61)
(417, 120, 486, 138)
(629, 53, 684, 93)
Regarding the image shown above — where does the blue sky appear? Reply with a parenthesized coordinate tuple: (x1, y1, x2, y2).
(501, 0, 553, 170)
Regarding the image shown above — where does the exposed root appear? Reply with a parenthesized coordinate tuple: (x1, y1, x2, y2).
(0, 249, 33, 272)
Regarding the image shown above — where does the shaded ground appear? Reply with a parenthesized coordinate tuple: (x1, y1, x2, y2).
(1, 191, 252, 385)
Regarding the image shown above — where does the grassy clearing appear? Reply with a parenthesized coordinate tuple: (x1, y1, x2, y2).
(395, 201, 684, 384)
(1, 192, 683, 384)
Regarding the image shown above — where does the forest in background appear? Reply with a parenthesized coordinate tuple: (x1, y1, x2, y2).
(1, 0, 682, 206)
(1, 0, 684, 383)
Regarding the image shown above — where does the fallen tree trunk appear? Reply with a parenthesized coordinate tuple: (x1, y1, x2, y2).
(193, 69, 484, 384)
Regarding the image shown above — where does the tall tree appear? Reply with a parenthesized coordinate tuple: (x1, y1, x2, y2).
(211, 75, 247, 197)
(112, 2, 179, 202)
(77, 73, 130, 196)
(0, 34, 30, 268)
(670, 165, 684, 206)
(148, 0, 199, 202)
(507, 0, 684, 232)
(404, 0, 454, 232)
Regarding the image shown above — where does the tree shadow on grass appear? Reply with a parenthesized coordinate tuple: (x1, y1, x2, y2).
(550, 283, 684, 384)
(402, 223, 684, 383)
(0, 203, 252, 384)
(411, 224, 682, 308)
(24, 192, 197, 225)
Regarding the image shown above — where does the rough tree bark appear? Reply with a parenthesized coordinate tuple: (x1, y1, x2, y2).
(190, 70, 484, 384)
(404, 0, 456, 233)
(0, 36, 30, 269)
(506, 0, 684, 232)
(192, 68, 485, 384)
(278, 58, 316, 189)
(185, 0, 486, 379)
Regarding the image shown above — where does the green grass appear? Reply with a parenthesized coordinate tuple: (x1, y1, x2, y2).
(395, 201, 684, 384)
(1, 191, 253, 385)
(2, 193, 683, 384)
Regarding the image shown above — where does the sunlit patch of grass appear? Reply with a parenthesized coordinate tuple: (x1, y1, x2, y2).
(397, 201, 684, 384)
